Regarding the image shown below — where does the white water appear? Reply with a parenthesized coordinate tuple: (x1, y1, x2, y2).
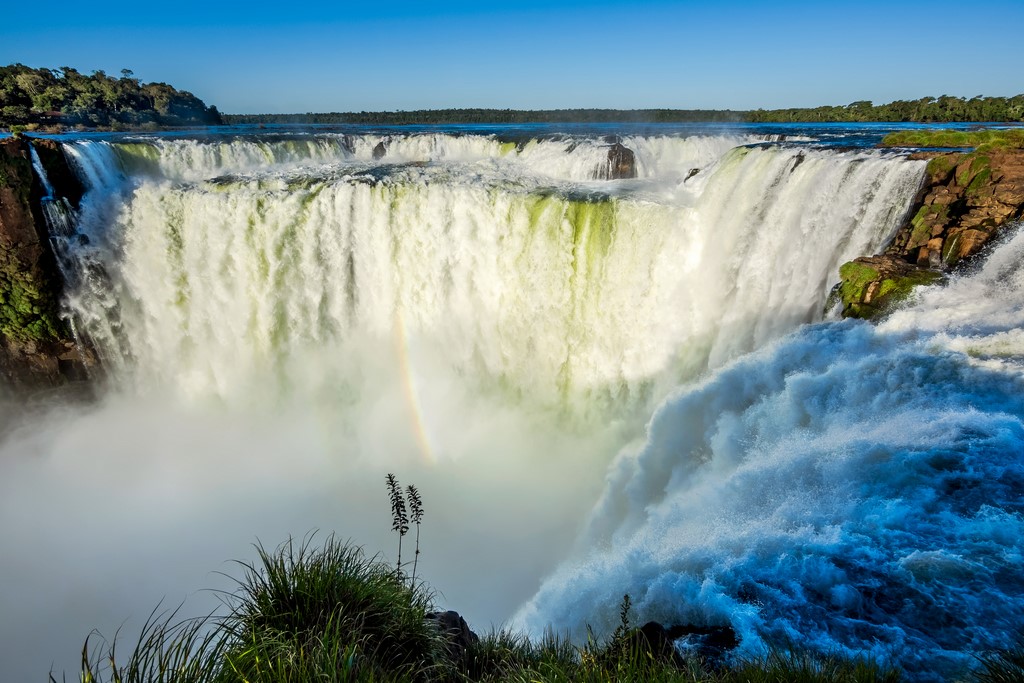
(3, 131, 980, 681)
(64, 133, 750, 186)
(59, 136, 923, 417)
(515, 226, 1024, 681)
(28, 144, 54, 199)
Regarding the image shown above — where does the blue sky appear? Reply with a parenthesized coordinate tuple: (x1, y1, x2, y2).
(3, 0, 1022, 114)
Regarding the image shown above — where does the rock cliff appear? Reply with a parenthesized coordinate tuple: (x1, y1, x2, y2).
(0, 137, 93, 390)
(835, 148, 1024, 318)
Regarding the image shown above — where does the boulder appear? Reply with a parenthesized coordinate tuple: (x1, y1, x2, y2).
(605, 142, 637, 180)
(426, 610, 479, 661)
(616, 621, 684, 666)
(372, 140, 387, 160)
(665, 622, 739, 666)
(831, 255, 944, 320)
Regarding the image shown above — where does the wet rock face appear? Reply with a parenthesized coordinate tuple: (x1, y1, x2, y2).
(888, 151, 1024, 268)
(605, 142, 637, 180)
(830, 255, 944, 319)
(32, 139, 85, 207)
(836, 148, 1024, 320)
(0, 137, 93, 390)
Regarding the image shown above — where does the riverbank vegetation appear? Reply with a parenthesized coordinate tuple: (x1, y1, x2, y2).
(67, 534, 907, 683)
(223, 108, 748, 125)
(746, 95, 1024, 123)
(226, 95, 1024, 126)
(880, 128, 1024, 151)
(3, 65, 1021, 129)
(59, 477, 1021, 682)
(0, 64, 221, 130)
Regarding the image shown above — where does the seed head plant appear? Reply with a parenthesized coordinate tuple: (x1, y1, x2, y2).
(385, 473, 409, 574)
(406, 484, 424, 584)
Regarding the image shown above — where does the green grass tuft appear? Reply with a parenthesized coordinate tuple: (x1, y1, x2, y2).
(72, 535, 449, 683)
(224, 534, 446, 681)
(970, 644, 1024, 683)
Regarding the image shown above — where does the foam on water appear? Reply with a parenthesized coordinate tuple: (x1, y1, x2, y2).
(515, 227, 1024, 681)
(4, 130, 978, 681)
(57, 136, 924, 418)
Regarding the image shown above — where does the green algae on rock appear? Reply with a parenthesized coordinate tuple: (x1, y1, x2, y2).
(830, 255, 944, 319)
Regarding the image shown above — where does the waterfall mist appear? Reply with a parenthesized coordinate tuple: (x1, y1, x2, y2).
(516, 227, 1024, 681)
(0, 130, 931, 680)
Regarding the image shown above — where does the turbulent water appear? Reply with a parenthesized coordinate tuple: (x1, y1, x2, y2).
(515, 226, 1024, 679)
(57, 132, 921, 414)
(2, 125, 1020, 681)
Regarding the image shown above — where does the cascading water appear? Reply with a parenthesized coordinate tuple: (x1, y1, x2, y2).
(58, 134, 924, 419)
(514, 225, 1024, 681)
(28, 143, 77, 240)
(13, 127, 1013, 682)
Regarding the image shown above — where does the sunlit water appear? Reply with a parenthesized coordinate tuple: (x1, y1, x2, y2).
(2, 125, 1016, 681)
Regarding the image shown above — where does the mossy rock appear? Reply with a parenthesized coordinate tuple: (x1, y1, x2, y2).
(955, 153, 991, 188)
(0, 138, 70, 345)
(832, 257, 944, 320)
(925, 154, 956, 182)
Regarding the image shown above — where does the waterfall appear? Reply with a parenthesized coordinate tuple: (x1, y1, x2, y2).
(514, 226, 1024, 681)
(14, 129, 1019, 683)
(27, 142, 79, 273)
(28, 143, 55, 199)
(56, 135, 925, 416)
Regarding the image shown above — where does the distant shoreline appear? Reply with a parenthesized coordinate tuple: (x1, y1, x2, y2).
(222, 98, 1024, 126)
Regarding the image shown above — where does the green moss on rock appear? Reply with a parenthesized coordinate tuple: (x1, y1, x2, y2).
(925, 154, 956, 180)
(0, 139, 69, 345)
(833, 257, 944, 320)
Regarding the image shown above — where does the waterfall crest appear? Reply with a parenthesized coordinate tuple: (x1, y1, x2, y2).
(57, 134, 925, 416)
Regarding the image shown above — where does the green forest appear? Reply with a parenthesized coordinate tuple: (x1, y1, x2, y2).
(227, 95, 1024, 126)
(2, 63, 1023, 129)
(0, 64, 222, 129)
(746, 95, 1024, 123)
(223, 108, 746, 125)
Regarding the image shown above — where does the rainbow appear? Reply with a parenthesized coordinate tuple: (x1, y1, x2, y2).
(392, 309, 437, 465)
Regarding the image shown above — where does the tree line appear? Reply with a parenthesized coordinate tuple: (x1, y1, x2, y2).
(0, 64, 222, 129)
(222, 108, 747, 125)
(746, 95, 1024, 123)
(4, 64, 1022, 129)
(226, 96, 1024, 126)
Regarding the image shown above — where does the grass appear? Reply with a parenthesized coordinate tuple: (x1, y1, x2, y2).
(223, 535, 446, 681)
(972, 644, 1024, 683)
(56, 477, 1017, 682)
(62, 532, 915, 683)
(67, 535, 449, 683)
(879, 128, 1024, 152)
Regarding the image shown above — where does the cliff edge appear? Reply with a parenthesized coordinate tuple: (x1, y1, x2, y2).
(834, 142, 1024, 319)
(0, 137, 93, 390)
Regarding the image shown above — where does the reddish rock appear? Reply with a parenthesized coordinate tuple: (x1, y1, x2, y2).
(887, 150, 1024, 268)
(838, 147, 1024, 319)
(0, 137, 94, 390)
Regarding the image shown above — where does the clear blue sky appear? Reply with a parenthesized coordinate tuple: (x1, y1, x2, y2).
(3, 0, 1022, 114)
